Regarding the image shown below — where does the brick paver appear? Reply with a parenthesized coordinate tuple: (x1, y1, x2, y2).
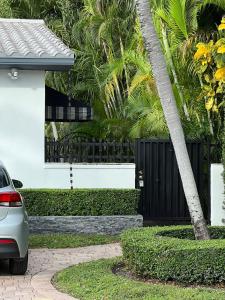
(0, 243, 121, 300)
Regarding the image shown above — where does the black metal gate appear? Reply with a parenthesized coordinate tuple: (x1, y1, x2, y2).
(135, 139, 218, 224)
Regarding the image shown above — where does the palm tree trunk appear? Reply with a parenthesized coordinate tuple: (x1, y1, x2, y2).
(136, 0, 210, 240)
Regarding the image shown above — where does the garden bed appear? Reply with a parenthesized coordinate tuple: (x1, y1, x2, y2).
(121, 226, 225, 285)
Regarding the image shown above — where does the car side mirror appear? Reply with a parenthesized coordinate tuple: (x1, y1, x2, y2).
(12, 179, 23, 189)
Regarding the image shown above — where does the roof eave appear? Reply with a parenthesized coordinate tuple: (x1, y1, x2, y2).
(0, 57, 75, 71)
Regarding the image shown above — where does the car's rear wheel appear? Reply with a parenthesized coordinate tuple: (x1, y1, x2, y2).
(9, 251, 28, 275)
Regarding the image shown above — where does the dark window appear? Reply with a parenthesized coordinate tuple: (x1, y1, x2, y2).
(0, 169, 10, 188)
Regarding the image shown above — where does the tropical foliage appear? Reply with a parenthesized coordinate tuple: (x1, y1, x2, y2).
(0, 0, 11, 17)
(9, 0, 165, 139)
(136, 0, 210, 239)
(2, 0, 224, 235)
(5, 0, 224, 143)
(194, 18, 225, 138)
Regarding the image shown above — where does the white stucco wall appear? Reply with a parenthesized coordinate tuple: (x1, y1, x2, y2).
(0, 70, 45, 188)
(0, 69, 135, 189)
(44, 163, 135, 189)
(211, 164, 224, 226)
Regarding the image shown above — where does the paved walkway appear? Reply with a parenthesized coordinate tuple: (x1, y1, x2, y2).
(0, 243, 122, 300)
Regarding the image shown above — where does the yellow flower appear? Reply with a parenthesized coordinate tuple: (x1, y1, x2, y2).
(217, 45, 225, 54)
(215, 67, 225, 81)
(194, 43, 211, 60)
(218, 17, 225, 30)
(218, 23, 225, 31)
(205, 98, 214, 111)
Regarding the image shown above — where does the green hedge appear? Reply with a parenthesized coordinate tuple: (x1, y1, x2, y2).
(121, 226, 225, 285)
(21, 189, 140, 216)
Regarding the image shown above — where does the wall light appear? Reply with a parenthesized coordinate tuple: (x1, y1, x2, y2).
(8, 68, 19, 80)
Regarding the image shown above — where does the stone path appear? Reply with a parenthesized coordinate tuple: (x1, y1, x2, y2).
(0, 243, 122, 300)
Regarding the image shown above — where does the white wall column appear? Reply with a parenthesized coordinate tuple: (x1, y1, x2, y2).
(0, 70, 45, 188)
(0, 69, 135, 190)
(211, 164, 224, 226)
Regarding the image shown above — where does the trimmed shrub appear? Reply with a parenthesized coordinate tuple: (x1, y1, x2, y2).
(121, 226, 225, 285)
(21, 189, 140, 216)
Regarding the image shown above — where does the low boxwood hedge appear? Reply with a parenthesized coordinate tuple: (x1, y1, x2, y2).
(121, 226, 225, 285)
(21, 189, 140, 216)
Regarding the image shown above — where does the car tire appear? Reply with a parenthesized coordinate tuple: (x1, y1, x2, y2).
(9, 251, 28, 275)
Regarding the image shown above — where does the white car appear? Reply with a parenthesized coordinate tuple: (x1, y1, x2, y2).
(0, 162, 29, 275)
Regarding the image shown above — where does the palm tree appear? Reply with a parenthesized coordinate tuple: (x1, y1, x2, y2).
(153, 0, 199, 121)
(135, 0, 210, 240)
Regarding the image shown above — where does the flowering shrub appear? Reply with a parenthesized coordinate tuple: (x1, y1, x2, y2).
(194, 18, 225, 113)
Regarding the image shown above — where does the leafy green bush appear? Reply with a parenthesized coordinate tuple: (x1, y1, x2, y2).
(0, 0, 11, 18)
(121, 226, 225, 285)
(223, 117, 225, 224)
(21, 189, 140, 216)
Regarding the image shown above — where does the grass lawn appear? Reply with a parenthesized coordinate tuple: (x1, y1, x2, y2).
(29, 234, 119, 248)
(53, 258, 225, 300)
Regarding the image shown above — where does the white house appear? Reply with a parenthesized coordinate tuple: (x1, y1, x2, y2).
(0, 18, 135, 189)
(0, 18, 223, 225)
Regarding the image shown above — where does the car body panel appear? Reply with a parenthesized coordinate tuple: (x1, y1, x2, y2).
(0, 207, 29, 258)
(0, 162, 29, 259)
(0, 206, 8, 221)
